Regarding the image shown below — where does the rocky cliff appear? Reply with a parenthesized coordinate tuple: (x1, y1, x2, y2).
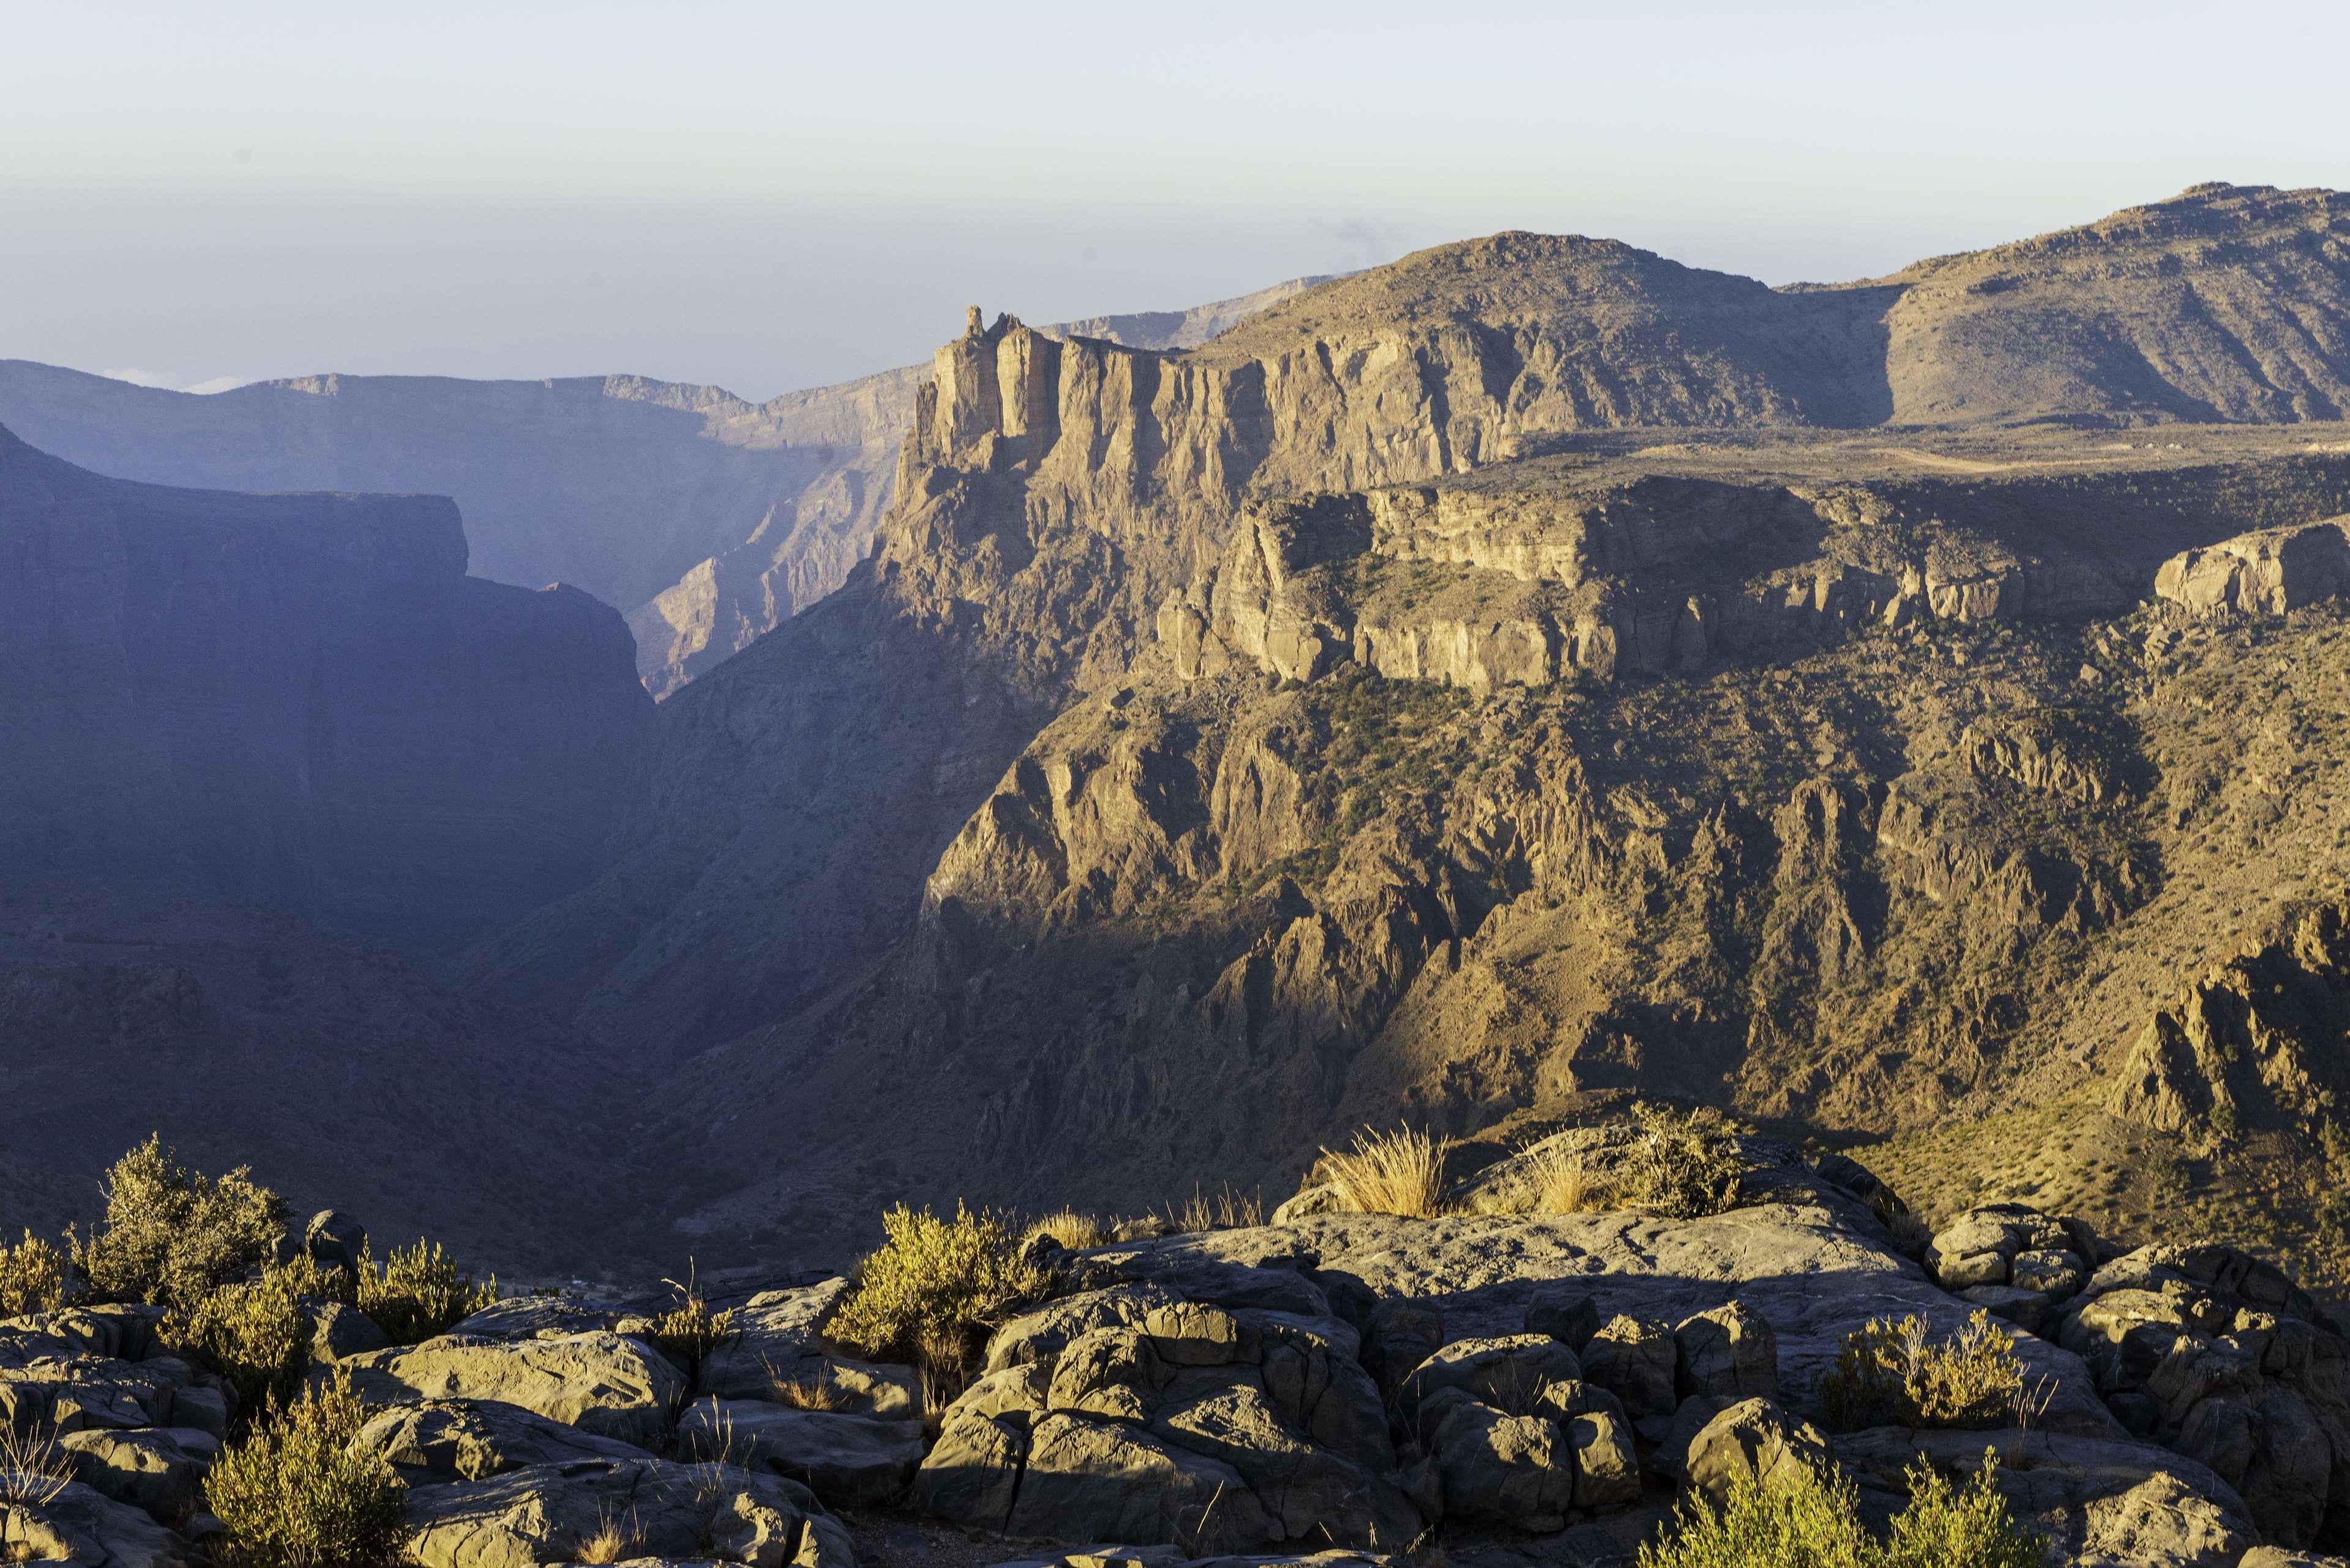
(0, 279, 1331, 700)
(0, 422, 653, 948)
(454, 187, 2350, 1282)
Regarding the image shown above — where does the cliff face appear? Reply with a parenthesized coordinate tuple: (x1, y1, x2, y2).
(0, 424, 653, 948)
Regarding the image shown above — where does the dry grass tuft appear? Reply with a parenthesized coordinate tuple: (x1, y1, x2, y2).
(574, 1509, 635, 1565)
(0, 1424, 73, 1507)
(1163, 1182, 1265, 1233)
(1524, 1141, 1609, 1214)
(1322, 1127, 1451, 1219)
(767, 1367, 847, 1411)
(1023, 1210, 1111, 1251)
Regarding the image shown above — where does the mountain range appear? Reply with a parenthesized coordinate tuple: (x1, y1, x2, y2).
(9, 180, 2350, 1290)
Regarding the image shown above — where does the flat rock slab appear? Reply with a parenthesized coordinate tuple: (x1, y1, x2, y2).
(342, 1331, 686, 1450)
(354, 1397, 657, 1480)
(405, 1457, 851, 1568)
(679, 1397, 924, 1507)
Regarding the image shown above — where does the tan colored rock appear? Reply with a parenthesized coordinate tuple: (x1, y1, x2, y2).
(341, 1332, 685, 1449)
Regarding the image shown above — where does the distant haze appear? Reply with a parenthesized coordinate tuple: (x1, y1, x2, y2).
(7, 0, 2349, 401)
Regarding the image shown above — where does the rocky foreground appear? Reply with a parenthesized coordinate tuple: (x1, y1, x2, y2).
(5, 1130, 2347, 1568)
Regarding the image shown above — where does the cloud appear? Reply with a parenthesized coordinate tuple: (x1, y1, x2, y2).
(183, 376, 252, 395)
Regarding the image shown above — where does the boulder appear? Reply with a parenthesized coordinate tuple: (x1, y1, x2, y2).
(679, 1398, 925, 1509)
(1394, 1335, 1583, 1429)
(1428, 1398, 1574, 1530)
(1683, 1398, 1833, 1502)
(340, 1331, 686, 1449)
(450, 1296, 625, 1342)
(305, 1301, 389, 1364)
(0, 1479, 189, 1568)
(353, 1397, 656, 1480)
(1567, 1407, 1640, 1510)
(1958, 1284, 2054, 1334)
(1524, 1290, 1601, 1351)
(1006, 1413, 1271, 1552)
(58, 1426, 220, 1522)
(403, 1458, 848, 1568)
(1674, 1302, 1776, 1401)
(1580, 1316, 1677, 1422)
(303, 1209, 370, 1272)
(911, 1399, 1027, 1528)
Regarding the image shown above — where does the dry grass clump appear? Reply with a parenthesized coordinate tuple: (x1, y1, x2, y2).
(1322, 1127, 1451, 1218)
(831, 1203, 1052, 1381)
(1523, 1142, 1610, 1214)
(573, 1509, 636, 1565)
(203, 1370, 408, 1568)
(1639, 1449, 2040, 1568)
(1618, 1105, 1748, 1219)
(0, 1424, 74, 1507)
(768, 1367, 847, 1411)
(1821, 1309, 2045, 1432)
(0, 1230, 70, 1318)
(1023, 1210, 1111, 1251)
(74, 1134, 288, 1308)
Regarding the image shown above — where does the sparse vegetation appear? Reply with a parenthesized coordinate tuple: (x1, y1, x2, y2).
(74, 1135, 288, 1308)
(0, 1230, 70, 1318)
(1618, 1105, 1748, 1219)
(203, 1370, 408, 1568)
(1162, 1182, 1265, 1233)
(1639, 1449, 2041, 1568)
(829, 1203, 1052, 1378)
(1322, 1126, 1451, 1218)
(768, 1368, 846, 1411)
(353, 1240, 496, 1345)
(1821, 1309, 2041, 1432)
(574, 1510, 635, 1564)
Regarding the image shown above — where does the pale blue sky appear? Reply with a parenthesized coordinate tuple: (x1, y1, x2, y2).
(6, 0, 2346, 400)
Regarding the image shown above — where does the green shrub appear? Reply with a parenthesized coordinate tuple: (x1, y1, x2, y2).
(830, 1203, 1051, 1372)
(1620, 1105, 1748, 1219)
(0, 1230, 70, 1318)
(204, 1370, 408, 1568)
(648, 1268, 735, 1372)
(353, 1241, 496, 1345)
(75, 1135, 288, 1308)
(1639, 1449, 2040, 1568)
(163, 1263, 313, 1420)
(1821, 1310, 2035, 1432)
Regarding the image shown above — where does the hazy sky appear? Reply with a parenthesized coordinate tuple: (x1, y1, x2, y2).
(7, 0, 2349, 401)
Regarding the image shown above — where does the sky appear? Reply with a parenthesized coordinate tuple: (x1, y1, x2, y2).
(6, 0, 2349, 403)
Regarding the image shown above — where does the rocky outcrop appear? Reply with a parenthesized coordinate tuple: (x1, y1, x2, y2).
(0, 423, 653, 948)
(2108, 897, 2350, 1144)
(2157, 518, 2350, 617)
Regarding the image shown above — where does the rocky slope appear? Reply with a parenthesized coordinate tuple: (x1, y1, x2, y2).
(0, 422, 654, 949)
(0, 277, 1331, 698)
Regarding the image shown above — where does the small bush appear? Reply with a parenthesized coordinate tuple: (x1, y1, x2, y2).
(75, 1135, 288, 1307)
(1821, 1310, 2037, 1432)
(1639, 1449, 2041, 1568)
(0, 1230, 70, 1318)
(164, 1263, 313, 1420)
(769, 1369, 845, 1411)
(204, 1370, 408, 1568)
(648, 1269, 735, 1372)
(1322, 1127, 1451, 1218)
(353, 1241, 496, 1345)
(1619, 1105, 1746, 1219)
(1024, 1210, 1110, 1250)
(830, 1203, 1051, 1372)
